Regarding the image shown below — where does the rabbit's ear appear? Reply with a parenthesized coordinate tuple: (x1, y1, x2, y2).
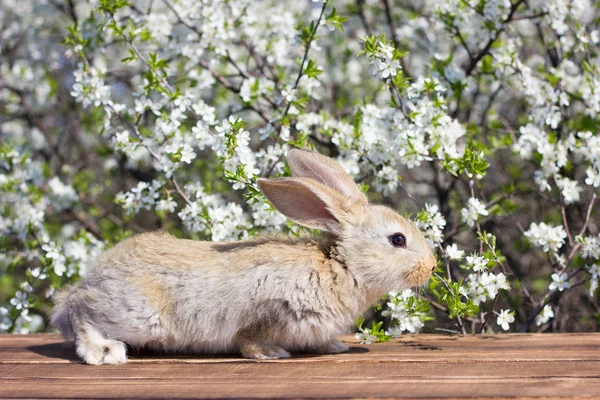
(287, 149, 368, 204)
(257, 177, 351, 233)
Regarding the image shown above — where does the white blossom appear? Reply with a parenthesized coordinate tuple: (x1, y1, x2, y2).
(496, 309, 515, 331)
(468, 272, 510, 305)
(355, 329, 378, 345)
(580, 235, 600, 259)
(71, 66, 111, 108)
(466, 254, 488, 272)
(461, 198, 488, 227)
(535, 304, 555, 326)
(445, 244, 465, 260)
(47, 177, 78, 210)
(10, 291, 29, 310)
(587, 264, 599, 296)
(383, 289, 427, 336)
(555, 177, 582, 204)
(377, 57, 401, 79)
(156, 197, 177, 213)
(549, 272, 571, 292)
(0, 307, 11, 331)
(524, 222, 567, 253)
(416, 203, 446, 246)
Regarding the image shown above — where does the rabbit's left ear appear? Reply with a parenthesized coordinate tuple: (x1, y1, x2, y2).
(257, 177, 352, 234)
(287, 149, 368, 204)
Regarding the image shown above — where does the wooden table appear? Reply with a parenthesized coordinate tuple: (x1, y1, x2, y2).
(1, 333, 599, 399)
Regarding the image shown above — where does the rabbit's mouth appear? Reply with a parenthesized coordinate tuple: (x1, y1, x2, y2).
(405, 255, 436, 287)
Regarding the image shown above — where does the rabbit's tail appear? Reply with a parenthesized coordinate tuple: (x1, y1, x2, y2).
(51, 286, 74, 339)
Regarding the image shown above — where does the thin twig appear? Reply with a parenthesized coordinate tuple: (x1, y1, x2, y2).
(161, 0, 202, 36)
(462, 0, 525, 76)
(520, 193, 596, 333)
(511, 12, 548, 21)
(197, 59, 271, 123)
(6, 85, 66, 165)
(435, 328, 462, 334)
(578, 193, 597, 237)
(561, 201, 574, 247)
(454, 26, 474, 62)
(381, 0, 411, 78)
(279, 0, 328, 121)
(108, 104, 194, 207)
(479, 293, 500, 333)
(356, 0, 372, 36)
(263, 0, 328, 176)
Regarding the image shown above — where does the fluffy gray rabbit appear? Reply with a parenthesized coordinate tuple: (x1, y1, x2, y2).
(51, 149, 436, 364)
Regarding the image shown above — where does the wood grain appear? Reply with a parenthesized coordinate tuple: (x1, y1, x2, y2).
(1, 334, 599, 399)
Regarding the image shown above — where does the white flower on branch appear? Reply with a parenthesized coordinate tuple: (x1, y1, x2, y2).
(461, 197, 489, 227)
(524, 222, 567, 253)
(156, 197, 177, 213)
(373, 165, 399, 195)
(386, 315, 424, 336)
(445, 244, 465, 260)
(587, 264, 599, 296)
(47, 177, 78, 211)
(555, 176, 581, 204)
(466, 254, 488, 272)
(0, 307, 10, 331)
(377, 57, 401, 79)
(71, 66, 111, 108)
(580, 235, 600, 259)
(116, 180, 164, 215)
(355, 329, 377, 345)
(281, 87, 297, 103)
(416, 203, 447, 246)
(468, 272, 510, 305)
(251, 201, 287, 231)
(9, 290, 29, 310)
(496, 309, 515, 331)
(178, 201, 207, 234)
(585, 165, 600, 188)
(41, 241, 67, 276)
(535, 304, 555, 326)
(549, 272, 571, 292)
(383, 289, 426, 336)
(41, 241, 61, 260)
(28, 267, 46, 280)
(180, 144, 196, 164)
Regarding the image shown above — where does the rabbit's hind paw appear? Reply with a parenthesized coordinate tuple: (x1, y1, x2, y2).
(240, 343, 291, 360)
(316, 339, 350, 354)
(75, 324, 127, 365)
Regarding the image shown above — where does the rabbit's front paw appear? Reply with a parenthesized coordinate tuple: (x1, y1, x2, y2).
(316, 339, 350, 354)
(240, 343, 291, 360)
(77, 338, 127, 365)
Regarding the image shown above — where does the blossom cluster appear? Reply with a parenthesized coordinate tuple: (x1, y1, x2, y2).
(1, 0, 598, 336)
(382, 289, 431, 336)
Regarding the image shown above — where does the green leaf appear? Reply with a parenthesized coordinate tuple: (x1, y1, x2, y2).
(121, 49, 136, 64)
(303, 59, 322, 79)
(326, 8, 348, 32)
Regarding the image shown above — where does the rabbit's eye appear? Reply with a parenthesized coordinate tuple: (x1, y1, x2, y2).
(389, 233, 407, 248)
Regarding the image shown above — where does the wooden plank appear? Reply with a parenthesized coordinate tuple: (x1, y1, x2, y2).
(0, 334, 599, 399)
(2, 362, 600, 399)
(2, 333, 599, 364)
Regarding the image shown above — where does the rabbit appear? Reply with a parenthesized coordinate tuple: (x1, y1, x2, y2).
(51, 149, 436, 365)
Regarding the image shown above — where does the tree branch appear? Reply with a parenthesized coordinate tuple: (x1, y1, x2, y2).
(462, 0, 525, 76)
